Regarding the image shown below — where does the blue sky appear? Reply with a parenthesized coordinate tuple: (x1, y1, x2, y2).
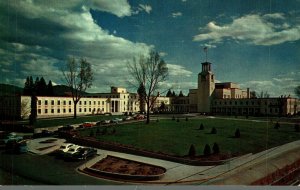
(0, 0, 299, 97)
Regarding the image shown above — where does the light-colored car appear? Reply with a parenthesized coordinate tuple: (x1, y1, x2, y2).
(4, 132, 23, 144)
(58, 143, 75, 153)
(124, 116, 133, 121)
(64, 145, 84, 158)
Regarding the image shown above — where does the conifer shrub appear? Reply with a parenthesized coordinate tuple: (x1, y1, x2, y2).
(295, 124, 300, 132)
(212, 143, 220, 154)
(274, 122, 280, 129)
(211, 127, 217, 134)
(172, 115, 175, 120)
(203, 144, 211, 156)
(235, 128, 241, 138)
(177, 118, 180, 122)
(188, 144, 196, 157)
(199, 123, 204, 130)
(185, 117, 188, 121)
(89, 130, 94, 137)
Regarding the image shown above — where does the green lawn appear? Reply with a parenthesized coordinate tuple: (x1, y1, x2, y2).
(79, 117, 300, 156)
(32, 115, 119, 128)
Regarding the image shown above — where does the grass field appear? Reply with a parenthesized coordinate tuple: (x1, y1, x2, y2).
(79, 117, 300, 156)
(32, 115, 119, 128)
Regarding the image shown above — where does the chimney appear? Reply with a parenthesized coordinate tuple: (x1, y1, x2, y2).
(247, 88, 250, 99)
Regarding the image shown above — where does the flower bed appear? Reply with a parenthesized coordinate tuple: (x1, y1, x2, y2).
(87, 155, 166, 181)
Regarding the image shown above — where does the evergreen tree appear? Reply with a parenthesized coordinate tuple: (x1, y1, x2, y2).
(34, 77, 40, 95)
(235, 128, 241, 138)
(166, 89, 172, 97)
(212, 143, 220, 154)
(294, 124, 299, 132)
(172, 91, 176, 97)
(29, 76, 34, 95)
(137, 82, 146, 114)
(203, 144, 211, 156)
(47, 80, 54, 96)
(179, 91, 184, 97)
(23, 76, 30, 95)
(211, 127, 217, 134)
(199, 123, 204, 130)
(39, 77, 47, 95)
(188, 144, 196, 157)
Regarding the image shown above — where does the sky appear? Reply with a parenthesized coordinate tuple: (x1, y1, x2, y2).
(0, 0, 299, 97)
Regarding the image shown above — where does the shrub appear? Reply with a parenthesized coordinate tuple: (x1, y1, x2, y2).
(89, 130, 94, 137)
(211, 127, 217, 134)
(295, 124, 300, 132)
(274, 122, 280, 129)
(156, 119, 159, 122)
(96, 128, 100, 135)
(185, 117, 188, 121)
(188, 144, 196, 157)
(203, 144, 211, 156)
(177, 118, 180, 122)
(199, 123, 204, 130)
(111, 128, 116, 134)
(235, 128, 241, 138)
(102, 127, 107, 135)
(172, 115, 175, 120)
(212, 143, 220, 154)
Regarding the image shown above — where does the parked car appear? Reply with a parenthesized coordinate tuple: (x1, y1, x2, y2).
(110, 118, 122, 124)
(5, 139, 28, 154)
(63, 145, 84, 158)
(82, 122, 94, 128)
(4, 132, 23, 144)
(123, 116, 133, 121)
(134, 114, 145, 120)
(33, 130, 54, 138)
(72, 147, 97, 160)
(56, 143, 75, 156)
(58, 125, 74, 132)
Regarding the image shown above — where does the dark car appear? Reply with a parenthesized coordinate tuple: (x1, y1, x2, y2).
(5, 139, 28, 154)
(58, 125, 74, 132)
(33, 130, 54, 138)
(72, 147, 97, 160)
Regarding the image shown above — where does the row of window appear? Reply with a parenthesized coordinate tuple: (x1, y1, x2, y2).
(223, 94, 245, 99)
(38, 100, 106, 106)
(214, 100, 263, 106)
(37, 107, 105, 114)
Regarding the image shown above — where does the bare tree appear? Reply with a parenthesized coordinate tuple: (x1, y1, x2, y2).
(258, 91, 270, 98)
(128, 51, 168, 124)
(62, 57, 93, 119)
(20, 99, 31, 119)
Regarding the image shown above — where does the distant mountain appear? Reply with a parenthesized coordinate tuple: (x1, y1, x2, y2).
(0, 84, 23, 96)
(0, 83, 90, 97)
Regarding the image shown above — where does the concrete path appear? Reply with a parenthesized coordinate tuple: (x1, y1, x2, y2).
(27, 137, 66, 155)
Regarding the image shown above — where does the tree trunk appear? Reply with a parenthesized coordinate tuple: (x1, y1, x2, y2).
(74, 102, 77, 119)
(146, 103, 150, 124)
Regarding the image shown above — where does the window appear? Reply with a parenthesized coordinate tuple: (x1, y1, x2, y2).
(98, 101, 100, 105)
(51, 109, 54, 113)
(38, 109, 41, 114)
(102, 101, 104, 105)
(89, 108, 91, 112)
(240, 102, 243, 105)
(57, 109, 60, 113)
(235, 101, 237, 105)
(57, 100, 60, 105)
(45, 109, 48, 114)
(124, 95, 125, 99)
(84, 101, 86, 105)
(246, 101, 248, 105)
(51, 100, 54, 105)
(89, 101, 91, 105)
(69, 101, 72, 105)
(38, 100, 41, 105)
(63, 109, 66, 113)
(79, 101, 82, 105)
(63, 101, 66, 105)
(102, 108, 104, 111)
(94, 101, 96, 105)
(84, 108, 86, 112)
(79, 108, 82, 112)
(45, 100, 48, 105)
(69, 109, 72, 113)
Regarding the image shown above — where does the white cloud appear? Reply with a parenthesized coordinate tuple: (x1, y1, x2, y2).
(159, 52, 168, 57)
(138, 4, 152, 14)
(0, 0, 153, 91)
(194, 13, 300, 46)
(167, 64, 193, 77)
(240, 71, 300, 97)
(172, 12, 182, 18)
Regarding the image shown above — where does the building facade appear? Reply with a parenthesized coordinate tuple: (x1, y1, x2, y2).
(0, 62, 299, 120)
